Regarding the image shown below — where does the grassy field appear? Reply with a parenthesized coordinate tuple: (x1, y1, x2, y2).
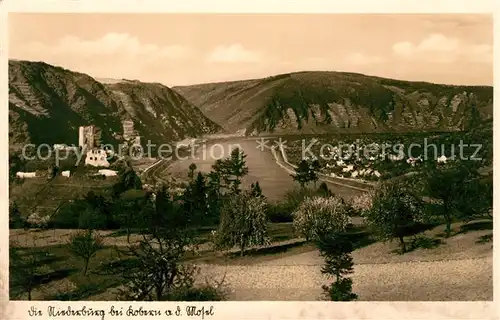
(9, 219, 492, 301)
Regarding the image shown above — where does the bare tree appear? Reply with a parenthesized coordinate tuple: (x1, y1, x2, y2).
(68, 230, 103, 275)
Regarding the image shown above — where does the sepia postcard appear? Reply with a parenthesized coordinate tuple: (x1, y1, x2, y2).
(1, 0, 498, 319)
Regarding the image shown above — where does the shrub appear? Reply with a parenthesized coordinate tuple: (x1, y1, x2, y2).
(26, 212, 50, 229)
(292, 196, 351, 241)
(266, 202, 293, 223)
(349, 192, 374, 215)
(409, 234, 442, 251)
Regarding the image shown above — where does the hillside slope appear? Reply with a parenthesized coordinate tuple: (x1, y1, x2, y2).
(173, 71, 493, 135)
(9, 60, 221, 148)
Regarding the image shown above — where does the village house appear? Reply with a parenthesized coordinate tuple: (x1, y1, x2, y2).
(342, 164, 354, 172)
(437, 155, 447, 164)
(406, 156, 422, 166)
(16, 171, 37, 178)
(389, 154, 404, 161)
(98, 169, 118, 177)
(53, 144, 78, 152)
(61, 170, 71, 177)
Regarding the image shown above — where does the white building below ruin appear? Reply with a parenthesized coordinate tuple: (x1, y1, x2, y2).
(85, 149, 110, 167)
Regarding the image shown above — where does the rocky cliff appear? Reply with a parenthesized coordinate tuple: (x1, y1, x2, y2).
(173, 71, 493, 135)
(9, 60, 221, 149)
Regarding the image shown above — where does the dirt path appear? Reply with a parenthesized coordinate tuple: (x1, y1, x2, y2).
(196, 255, 492, 301)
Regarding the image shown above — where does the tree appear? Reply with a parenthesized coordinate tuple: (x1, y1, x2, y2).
(363, 180, 423, 253)
(115, 189, 149, 243)
(292, 160, 311, 188)
(9, 201, 25, 229)
(250, 181, 263, 198)
(206, 170, 223, 224)
(68, 229, 104, 275)
(316, 232, 357, 301)
(182, 172, 210, 225)
(112, 184, 207, 301)
(113, 168, 142, 198)
(350, 192, 374, 216)
(310, 159, 321, 186)
(292, 196, 352, 241)
(9, 152, 26, 181)
(219, 148, 249, 194)
(213, 192, 269, 256)
(424, 162, 484, 236)
(292, 159, 320, 188)
(317, 182, 332, 197)
(79, 191, 112, 229)
(9, 243, 62, 301)
(188, 163, 197, 181)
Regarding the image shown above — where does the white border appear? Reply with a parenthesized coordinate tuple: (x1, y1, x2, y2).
(2, 0, 496, 13)
(0, 1, 497, 319)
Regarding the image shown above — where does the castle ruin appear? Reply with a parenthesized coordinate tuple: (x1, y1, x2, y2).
(78, 125, 102, 151)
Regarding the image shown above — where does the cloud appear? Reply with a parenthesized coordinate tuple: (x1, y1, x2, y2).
(392, 33, 492, 63)
(345, 53, 384, 65)
(18, 33, 190, 60)
(206, 44, 261, 63)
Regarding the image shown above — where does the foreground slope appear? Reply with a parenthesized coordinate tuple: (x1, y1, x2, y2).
(9, 60, 221, 148)
(173, 71, 493, 135)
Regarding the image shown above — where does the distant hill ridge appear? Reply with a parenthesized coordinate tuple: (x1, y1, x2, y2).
(173, 71, 493, 135)
(9, 60, 222, 148)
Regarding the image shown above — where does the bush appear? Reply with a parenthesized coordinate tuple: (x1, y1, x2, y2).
(266, 202, 293, 223)
(292, 196, 351, 241)
(409, 234, 442, 251)
(269, 186, 334, 223)
(26, 212, 50, 229)
(476, 234, 493, 244)
(349, 192, 373, 216)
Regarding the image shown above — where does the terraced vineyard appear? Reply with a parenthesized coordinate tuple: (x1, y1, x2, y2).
(10, 175, 118, 218)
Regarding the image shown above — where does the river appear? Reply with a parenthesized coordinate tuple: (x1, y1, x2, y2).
(167, 139, 295, 201)
(166, 138, 364, 201)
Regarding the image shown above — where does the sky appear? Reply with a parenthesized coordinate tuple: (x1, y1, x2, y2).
(8, 14, 493, 86)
